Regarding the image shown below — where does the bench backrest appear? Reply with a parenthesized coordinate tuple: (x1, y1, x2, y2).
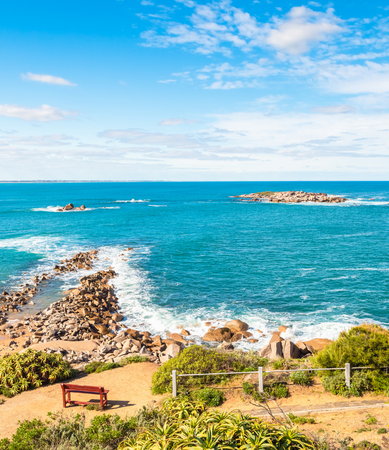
(61, 383, 104, 393)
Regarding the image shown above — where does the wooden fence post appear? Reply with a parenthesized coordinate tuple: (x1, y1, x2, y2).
(345, 363, 351, 389)
(258, 366, 264, 393)
(172, 370, 177, 398)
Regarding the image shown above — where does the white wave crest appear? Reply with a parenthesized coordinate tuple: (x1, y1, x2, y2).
(32, 206, 93, 212)
(115, 199, 149, 203)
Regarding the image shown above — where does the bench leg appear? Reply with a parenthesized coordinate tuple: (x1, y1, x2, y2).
(62, 389, 66, 408)
(100, 391, 103, 409)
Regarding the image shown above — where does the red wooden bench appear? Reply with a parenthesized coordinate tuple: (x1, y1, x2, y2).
(61, 383, 109, 409)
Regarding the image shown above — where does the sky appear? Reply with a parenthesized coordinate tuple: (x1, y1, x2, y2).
(1, 0, 389, 181)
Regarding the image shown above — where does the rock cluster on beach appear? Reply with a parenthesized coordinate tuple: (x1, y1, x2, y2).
(57, 203, 86, 212)
(53, 250, 98, 273)
(0, 249, 333, 367)
(0, 250, 99, 324)
(234, 191, 347, 203)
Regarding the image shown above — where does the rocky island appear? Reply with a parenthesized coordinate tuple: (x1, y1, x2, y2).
(233, 190, 347, 203)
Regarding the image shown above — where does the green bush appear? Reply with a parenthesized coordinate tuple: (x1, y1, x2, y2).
(313, 324, 389, 394)
(85, 356, 149, 375)
(321, 371, 372, 397)
(377, 428, 387, 434)
(242, 381, 289, 402)
(151, 345, 268, 394)
(191, 388, 225, 406)
(0, 349, 75, 397)
(351, 441, 381, 450)
(288, 413, 316, 424)
(365, 414, 377, 425)
(289, 371, 313, 386)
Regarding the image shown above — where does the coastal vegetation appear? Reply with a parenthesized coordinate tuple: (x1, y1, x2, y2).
(85, 356, 149, 374)
(0, 349, 75, 397)
(151, 345, 268, 394)
(313, 324, 389, 396)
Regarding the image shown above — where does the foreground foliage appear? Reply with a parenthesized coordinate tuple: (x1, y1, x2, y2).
(152, 345, 268, 394)
(118, 396, 315, 450)
(313, 324, 389, 396)
(0, 349, 75, 397)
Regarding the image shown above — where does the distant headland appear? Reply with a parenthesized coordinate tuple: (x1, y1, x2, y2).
(233, 190, 348, 203)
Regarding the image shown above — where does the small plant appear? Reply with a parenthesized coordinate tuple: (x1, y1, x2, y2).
(288, 413, 316, 424)
(290, 371, 313, 386)
(242, 381, 288, 402)
(365, 415, 377, 425)
(120, 356, 149, 365)
(272, 359, 284, 370)
(0, 349, 75, 397)
(191, 388, 225, 407)
(377, 428, 387, 435)
(351, 441, 381, 450)
(86, 403, 101, 411)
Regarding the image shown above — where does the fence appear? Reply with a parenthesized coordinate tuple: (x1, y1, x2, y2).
(171, 364, 388, 398)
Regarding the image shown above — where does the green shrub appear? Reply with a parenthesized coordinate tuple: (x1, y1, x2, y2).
(85, 361, 104, 374)
(289, 371, 313, 386)
(377, 428, 387, 434)
(242, 381, 289, 402)
(120, 356, 149, 365)
(86, 414, 137, 446)
(351, 441, 381, 450)
(0, 349, 75, 396)
(151, 345, 268, 394)
(365, 414, 377, 425)
(313, 324, 389, 395)
(86, 403, 101, 411)
(191, 388, 225, 406)
(288, 413, 316, 424)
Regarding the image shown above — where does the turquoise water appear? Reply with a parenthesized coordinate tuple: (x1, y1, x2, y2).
(0, 182, 388, 348)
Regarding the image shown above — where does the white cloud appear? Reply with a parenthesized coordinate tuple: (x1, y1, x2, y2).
(159, 118, 199, 125)
(311, 105, 356, 114)
(21, 72, 76, 86)
(0, 104, 78, 122)
(141, 0, 154, 5)
(266, 7, 342, 55)
(158, 79, 176, 83)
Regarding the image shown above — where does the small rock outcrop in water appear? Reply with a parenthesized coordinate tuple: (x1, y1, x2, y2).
(233, 191, 347, 203)
(57, 203, 86, 212)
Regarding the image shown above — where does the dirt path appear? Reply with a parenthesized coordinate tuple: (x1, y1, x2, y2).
(0, 362, 166, 440)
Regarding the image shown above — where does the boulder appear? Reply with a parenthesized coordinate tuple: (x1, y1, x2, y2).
(224, 319, 249, 333)
(278, 325, 289, 333)
(95, 324, 110, 335)
(80, 205, 86, 211)
(296, 340, 314, 355)
(241, 330, 253, 338)
(269, 332, 284, 344)
(64, 203, 74, 211)
(281, 340, 301, 359)
(258, 344, 271, 358)
(270, 341, 283, 359)
(180, 329, 190, 336)
(230, 333, 243, 342)
(112, 313, 124, 322)
(166, 343, 182, 359)
(202, 327, 232, 342)
(303, 338, 332, 351)
(168, 332, 186, 343)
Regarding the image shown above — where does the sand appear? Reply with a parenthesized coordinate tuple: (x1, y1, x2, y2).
(0, 362, 166, 440)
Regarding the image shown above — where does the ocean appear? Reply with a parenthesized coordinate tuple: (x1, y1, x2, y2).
(0, 181, 388, 349)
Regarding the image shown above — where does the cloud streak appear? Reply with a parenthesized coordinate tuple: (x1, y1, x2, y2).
(0, 104, 78, 122)
(22, 72, 77, 86)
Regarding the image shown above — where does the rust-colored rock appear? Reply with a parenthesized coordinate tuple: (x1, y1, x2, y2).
(303, 338, 332, 351)
(202, 327, 232, 342)
(278, 325, 289, 333)
(112, 313, 124, 322)
(269, 332, 284, 344)
(224, 319, 249, 333)
(180, 329, 191, 336)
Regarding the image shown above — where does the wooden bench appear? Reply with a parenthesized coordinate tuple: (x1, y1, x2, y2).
(61, 383, 109, 409)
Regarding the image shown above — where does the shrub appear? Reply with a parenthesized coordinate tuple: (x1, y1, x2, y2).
(0, 349, 75, 396)
(289, 371, 313, 386)
(365, 414, 377, 425)
(121, 356, 149, 365)
(288, 413, 316, 424)
(351, 441, 381, 450)
(313, 324, 389, 395)
(118, 397, 315, 450)
(242, 381, 289, 402)
(151, 345, 268, 394)
(322, 371, 372, 397)
(377, 428, 387, 434)
(85, 356, 149, 375)
(191, 388, 225, 406)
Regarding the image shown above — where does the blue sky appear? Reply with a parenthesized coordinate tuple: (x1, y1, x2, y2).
(1, 0, 389, 180)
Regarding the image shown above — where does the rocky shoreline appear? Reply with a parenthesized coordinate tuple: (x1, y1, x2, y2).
(57, 203, 86, 212)
(0, 248, 333, 368)
(233, 190, 347, 203)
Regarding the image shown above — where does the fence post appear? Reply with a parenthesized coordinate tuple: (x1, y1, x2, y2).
(172, 370, 177, 398)
(345, 363, 351, 389)
(258, 366, 264, 393)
